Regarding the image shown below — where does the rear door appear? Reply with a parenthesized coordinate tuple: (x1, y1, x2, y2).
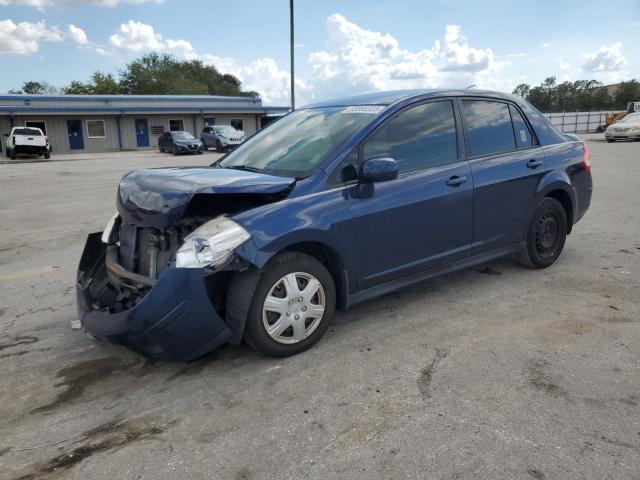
(460, 99, 545, 254)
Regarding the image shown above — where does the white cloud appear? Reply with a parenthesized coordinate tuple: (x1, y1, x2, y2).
(507, 52, 527, 58)
(557, 59, 571, 70)
(542, 43, 551, 48)
(108, 20, 163, 52)
(581, 43, 627, 71)
(0, 19, 88, 54)
(305, 15, 508, 103)
(66, 24, 87, 44)
(0, 0, 162, 7)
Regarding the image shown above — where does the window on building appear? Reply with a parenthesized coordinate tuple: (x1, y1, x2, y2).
(462, 100, 516, 157)
(509, 105, 534, 149)
(230, 118, 244, 132)
(25, 121, 46, 135)
(87, 120, 106, 138)
(363, 101, 458, 175)
(169, 119, 184, 131)
(203, 117, 216, 127)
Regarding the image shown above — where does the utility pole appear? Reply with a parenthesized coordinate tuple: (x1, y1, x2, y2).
(289, 0, 295, 110)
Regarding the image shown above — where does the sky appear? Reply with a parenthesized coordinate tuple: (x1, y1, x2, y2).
(0, 0, 639, 106)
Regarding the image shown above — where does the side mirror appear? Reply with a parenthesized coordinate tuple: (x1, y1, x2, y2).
(360, 157, 398, 183)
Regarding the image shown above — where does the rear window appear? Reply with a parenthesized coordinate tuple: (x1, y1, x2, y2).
(462, 100, 515, 157)
(13, 128, 41, 136)
(509, 105, 533, 149)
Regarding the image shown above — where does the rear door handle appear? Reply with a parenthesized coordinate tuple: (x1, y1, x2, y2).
(527, 159, 543, 169)
(446, 175, 467, 187)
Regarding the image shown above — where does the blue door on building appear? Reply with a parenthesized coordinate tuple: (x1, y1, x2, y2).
(66, 119, 84, 150)
(135, 119, 149, 147)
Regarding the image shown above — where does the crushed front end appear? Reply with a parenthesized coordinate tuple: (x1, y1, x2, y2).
(76, 220, 239, 361)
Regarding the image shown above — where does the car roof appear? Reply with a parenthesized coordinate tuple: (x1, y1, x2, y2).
(303, 89, 517, 108)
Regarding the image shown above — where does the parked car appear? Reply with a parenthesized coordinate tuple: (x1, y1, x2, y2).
(4, 127, 50, 159)
(201, 125, 246, 152)
(158, 131, 204, 155)
(76, 89, 592, 361)
(605, 113, 640, 142)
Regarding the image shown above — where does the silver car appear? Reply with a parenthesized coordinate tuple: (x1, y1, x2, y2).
(200, 125, 246, 152)
(605, 113, 640, 142)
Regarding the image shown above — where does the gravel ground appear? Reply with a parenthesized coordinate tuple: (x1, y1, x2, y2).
(0, 137, 639, 480)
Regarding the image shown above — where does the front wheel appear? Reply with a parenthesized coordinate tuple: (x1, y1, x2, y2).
(10, 148, 16, 160)
(606, 139, 614, 143)
(241, 252, 336, 357)
(518, 197, 567, 269)
(216, 140, 223, 153)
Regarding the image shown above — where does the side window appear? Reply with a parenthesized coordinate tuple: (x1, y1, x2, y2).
(462, 100, 516, 157)
(363, 101, 458, 175)
(328, 150, 358, 187)
(509, 105, 533, 149)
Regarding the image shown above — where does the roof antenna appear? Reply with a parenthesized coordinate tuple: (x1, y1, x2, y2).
(466, 84, 477, 89)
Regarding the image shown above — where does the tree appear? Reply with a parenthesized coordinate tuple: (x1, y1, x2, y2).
(614, 80, 640, 110)
(90, 72, 121, 94)
(512, 84, 530, 99)
(62, 80, 93, 95)
(20, 81, 58, 95)
(119, 53, 258, 97)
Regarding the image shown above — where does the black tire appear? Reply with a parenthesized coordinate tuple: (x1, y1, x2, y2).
(44, 149, 50, 159)
(172, 145, 178, 156)
(606, 139, 614, 143)
(5, 147, 9, 158)
(10, 148, 16, 160)
(216, 140, 223, 153)
(159, 144, 164, 153)
(201, 139, 208, 151)
(518, 197, 567, 269)
(241, 252, 336, 357)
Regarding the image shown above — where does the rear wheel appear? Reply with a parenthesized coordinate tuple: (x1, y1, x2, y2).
(606, 139, 615, 143)
(216, 140, 223, 152)
(172, 145, 178, 156)
(241, 252, 336, 357)
(43, 149, 50, 159)
(518, 197, 567, 269)
(201, 139, 208, 151)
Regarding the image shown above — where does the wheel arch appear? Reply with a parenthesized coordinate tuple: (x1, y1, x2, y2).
(536, 173, 577, 234)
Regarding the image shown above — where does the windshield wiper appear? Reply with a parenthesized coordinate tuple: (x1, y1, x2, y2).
(225, 165, 264, 174)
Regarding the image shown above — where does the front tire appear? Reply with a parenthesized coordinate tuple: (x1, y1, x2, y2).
(216, 140, 223, 153)
(242, 252, 336, 357)
(10, 148, 16, 160)
(606, 139, 614, 143)
(518, 197, 567, 269)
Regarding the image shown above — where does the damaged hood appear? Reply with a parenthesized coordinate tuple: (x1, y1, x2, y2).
(117, 167, 295, 228)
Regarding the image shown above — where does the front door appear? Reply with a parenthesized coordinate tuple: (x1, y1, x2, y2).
(66, 119, 84, 150)
(459, 99, 546, 254)
(348, 100, 473, 290)
(135, 119, 149, 147)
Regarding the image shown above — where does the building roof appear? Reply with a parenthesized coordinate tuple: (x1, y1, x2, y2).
(0, 94, 290, 115)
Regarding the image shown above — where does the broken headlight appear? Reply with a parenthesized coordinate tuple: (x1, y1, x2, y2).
(175, 216, 251, 269)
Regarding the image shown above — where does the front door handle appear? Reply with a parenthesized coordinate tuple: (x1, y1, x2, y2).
(446, 175, 467, 187)
(527, 159, 543, 169)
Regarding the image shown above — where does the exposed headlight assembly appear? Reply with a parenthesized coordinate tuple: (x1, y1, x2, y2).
(176, 216, 251, 269)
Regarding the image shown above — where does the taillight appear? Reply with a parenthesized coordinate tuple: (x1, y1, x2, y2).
(45, 136, 49, 144)
(581, 143, 591, 172)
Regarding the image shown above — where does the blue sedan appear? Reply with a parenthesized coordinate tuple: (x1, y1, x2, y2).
(76, 89, 593, 360)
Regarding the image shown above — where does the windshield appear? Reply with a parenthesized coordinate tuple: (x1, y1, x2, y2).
(218, 106, 384, 178)
(215, 126, 238, 135)
(173, 132, 196, 140)
(14, 128, 42, 136)
(619, 114, 640, 125)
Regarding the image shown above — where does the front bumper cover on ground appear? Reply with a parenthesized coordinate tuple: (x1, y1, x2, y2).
(76, 232, 232, 361)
